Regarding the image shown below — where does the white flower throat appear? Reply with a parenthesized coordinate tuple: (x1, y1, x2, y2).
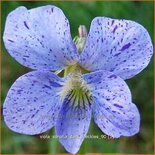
(59, 67, 92, 108)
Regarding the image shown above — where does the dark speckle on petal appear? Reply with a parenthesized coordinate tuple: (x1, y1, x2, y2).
(49, 81, 62, 87)
(111, 20, 114, 26)
(112, 25, 118, 33)
(113, 104, 123, 108)
(24, 21, 29, 29)
(108, 74, 117, 79)
(43, 85, 51, 89)
(8, 39, 14, 43)
(114, 52, 121, 57)
(120, 43, 131, 51)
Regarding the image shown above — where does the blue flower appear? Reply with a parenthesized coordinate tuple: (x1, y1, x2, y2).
(3, 5, 153, 154)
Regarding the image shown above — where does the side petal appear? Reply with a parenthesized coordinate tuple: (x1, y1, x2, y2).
(55, 93, 92, 154)
(3, 5, 78, 71)
(80, 17, 153, 79)
(3, 71, 64, 135)
(93, 101, 140, 138)
(83, 70, 140, 138)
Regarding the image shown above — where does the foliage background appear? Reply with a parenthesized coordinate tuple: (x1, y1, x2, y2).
(1, 1, 154, 154)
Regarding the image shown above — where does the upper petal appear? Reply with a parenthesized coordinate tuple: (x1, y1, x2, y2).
(3, 5, 79, 71)
(80, 17, 153, 80)
(3, 71, 64, 135)
(55, 93, 92, 154)
(83, 70, 140, 138)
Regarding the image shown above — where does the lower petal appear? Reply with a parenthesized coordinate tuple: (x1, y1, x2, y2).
(55, 94, 92, 154)
(3, 71, 64, 135)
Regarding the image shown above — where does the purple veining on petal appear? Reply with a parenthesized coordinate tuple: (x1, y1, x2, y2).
(56, 94, 92, 154)
(49, 81, 62, 87)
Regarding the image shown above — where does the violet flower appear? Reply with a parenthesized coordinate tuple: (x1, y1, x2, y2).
(3, 5, 153, 154)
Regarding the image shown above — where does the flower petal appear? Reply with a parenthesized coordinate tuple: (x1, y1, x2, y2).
(55, 94, 92, 154)
(3, 5, 78, 71)
(80, 17, 153, 79)
(93, 101, 140, 138)
(83, 70, 140, 138)
(3, 71, 64, 135)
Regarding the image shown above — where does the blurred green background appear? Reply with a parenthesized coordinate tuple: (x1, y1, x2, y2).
(1, 1, 154, 154)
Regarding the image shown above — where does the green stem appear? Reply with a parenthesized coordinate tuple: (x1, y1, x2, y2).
(48, 129, 58, 154)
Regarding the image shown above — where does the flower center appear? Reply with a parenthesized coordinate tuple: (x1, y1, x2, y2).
(55, 25, 89, 77)
(59, 68, 92, 107)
